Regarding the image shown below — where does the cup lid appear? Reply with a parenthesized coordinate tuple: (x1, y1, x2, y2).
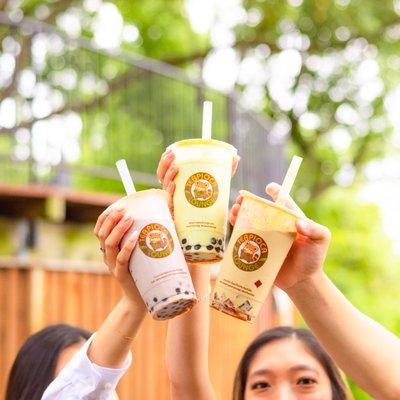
(168, 138, 237, 155)
(239, 190, 303, 220)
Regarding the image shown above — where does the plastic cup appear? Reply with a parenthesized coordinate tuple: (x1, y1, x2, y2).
(120, 189, 197, 320)
(168, 139, 237, 264)
(211, 190, 300, 323)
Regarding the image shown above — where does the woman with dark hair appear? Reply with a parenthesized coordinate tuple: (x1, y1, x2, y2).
(6, 208, 148, 400)
(233, 326, 350, 400)
(6, 324, 91, 400)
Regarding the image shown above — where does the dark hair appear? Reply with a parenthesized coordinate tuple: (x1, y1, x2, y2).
(233, 326, 351, 400)
(6, 324, 91, 400)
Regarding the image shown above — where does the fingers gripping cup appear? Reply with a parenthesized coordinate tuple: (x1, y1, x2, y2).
(121, 189, 197, 320)
(211, 190, 300, 323)
(168, 139, 237, 263)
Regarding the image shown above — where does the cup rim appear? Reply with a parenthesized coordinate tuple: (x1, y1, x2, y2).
(239, 190, 303, 219)
(123, 188, 168, 201)
(168, 138, 237, 154)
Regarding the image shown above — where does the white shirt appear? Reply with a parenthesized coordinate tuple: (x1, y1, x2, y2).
(41, 334, 132, 400)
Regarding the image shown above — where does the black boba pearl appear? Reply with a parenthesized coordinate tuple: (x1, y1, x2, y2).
(206, 245, 214, 251)
(182, 238, 187, 244)
(215, 247, 221, 252)
(185, 245, 192, 250)
(184, 291, 189, 295)
(153, 297, 158, 302)
(211, 237, 217, 245)
(194, 244, 201, 250)
(176, 287, 181, 293)
(162, 297, 168, 302)
(218, 239, 223, 245)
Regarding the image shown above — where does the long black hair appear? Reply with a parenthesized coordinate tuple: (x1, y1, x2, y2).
(6, 324, 91, 400)
(233, 326, 351, 400)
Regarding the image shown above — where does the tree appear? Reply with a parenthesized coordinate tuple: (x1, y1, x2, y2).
(0, 0, 224, 188)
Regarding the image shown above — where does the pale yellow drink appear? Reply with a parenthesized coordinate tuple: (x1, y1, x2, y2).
(168, 139, 237, 263)
(211, 190, 300, 323)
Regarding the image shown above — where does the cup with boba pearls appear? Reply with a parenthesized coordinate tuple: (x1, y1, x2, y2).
(116, 161, 197, 320)
(167, 102, 237, 263)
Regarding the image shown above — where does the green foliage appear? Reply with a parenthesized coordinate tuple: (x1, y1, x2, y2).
(303, 186, 400, 399)
(114, 0, 208, 61)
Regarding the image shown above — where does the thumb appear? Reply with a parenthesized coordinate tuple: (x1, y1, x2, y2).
(296, 219, 331, 242)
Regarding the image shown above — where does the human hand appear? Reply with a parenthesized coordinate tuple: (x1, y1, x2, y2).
(156, 148, 241, 213)
(94, 207, 144, 305)
(229, 182, 331, 291)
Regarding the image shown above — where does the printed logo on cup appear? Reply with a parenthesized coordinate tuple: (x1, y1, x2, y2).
(232, 233, 269, 272)
(139, 223, 174, 258)
(184, 172, 219, 208)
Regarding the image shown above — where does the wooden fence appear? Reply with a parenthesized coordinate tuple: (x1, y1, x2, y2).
(0, 185, 294, 399)
(0, 264, 283, 400)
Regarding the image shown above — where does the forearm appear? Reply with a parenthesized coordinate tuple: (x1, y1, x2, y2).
(287, 272, 400, 400)
(87, 297, 147, 368)
(166, 264, 216, 400)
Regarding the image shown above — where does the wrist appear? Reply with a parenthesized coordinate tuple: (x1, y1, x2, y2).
(285, 270, 327, 300)
(121, 296, 147, 319)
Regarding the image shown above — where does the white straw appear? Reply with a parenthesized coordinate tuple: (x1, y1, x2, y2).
(276, 155, 303, 207)
(116, 159, 136, 195)
(202, 101, 212, 140)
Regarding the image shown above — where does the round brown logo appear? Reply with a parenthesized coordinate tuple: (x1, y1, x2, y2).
(184, 172, 219, 208)
(139, 223, 174, 258)
(233, 233, 269, 272)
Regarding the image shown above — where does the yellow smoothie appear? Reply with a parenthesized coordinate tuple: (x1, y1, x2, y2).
(211, 190, 300, 323)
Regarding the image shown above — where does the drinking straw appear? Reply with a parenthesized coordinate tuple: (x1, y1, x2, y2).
(116, 159, 136, 195)
(275, 155, 303, 207)
(202, 101, 212, 140)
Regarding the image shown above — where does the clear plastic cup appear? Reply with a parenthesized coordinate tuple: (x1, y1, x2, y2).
(120, 189, 197, 320)
(168, 139, 237, 264)
(211, 190, 300, 323)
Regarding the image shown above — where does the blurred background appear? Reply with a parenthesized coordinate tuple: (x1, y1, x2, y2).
(0, 0, 399, 398)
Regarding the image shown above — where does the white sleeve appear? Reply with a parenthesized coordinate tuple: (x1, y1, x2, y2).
(41, 333, 132, 400)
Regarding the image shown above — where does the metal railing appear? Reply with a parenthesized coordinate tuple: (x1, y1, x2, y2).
(0, 12, 286, 198)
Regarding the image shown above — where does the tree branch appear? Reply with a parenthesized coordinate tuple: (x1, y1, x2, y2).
(0, 0, 72, 103)
(0, 35, 31, 102)
(352, 132, 375, 168)
(0, 67, 150, 134)
(44, 0, 72, 25)
(0, 0, 7, 12)
(163, 48, 210, 66)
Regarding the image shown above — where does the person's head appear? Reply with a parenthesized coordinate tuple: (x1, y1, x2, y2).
(233, 326, 351, 400)
(6, 323, 91, 400)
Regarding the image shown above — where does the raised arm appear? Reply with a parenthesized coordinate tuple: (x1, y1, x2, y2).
(157, 149, 228, 400)
(165, 264, 216, 400)
(287, 269, 400, 400)
(231, 182, 400, 400)
(89, 207, 147, 367)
